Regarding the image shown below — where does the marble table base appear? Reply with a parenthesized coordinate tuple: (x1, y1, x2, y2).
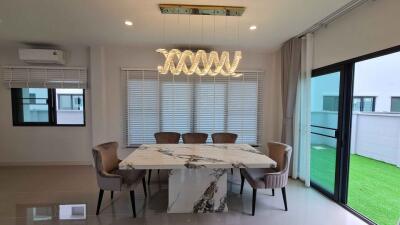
(168, 169, 228, 213)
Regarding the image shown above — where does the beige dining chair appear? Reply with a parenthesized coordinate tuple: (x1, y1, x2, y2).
(92, 142, 147, 218)
(182, 133, 208, 144)
(147, 132, 181, 184)
(240, 142, 292, 216)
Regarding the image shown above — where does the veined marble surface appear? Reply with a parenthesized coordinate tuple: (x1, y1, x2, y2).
(119, 144, 276, 170)
(168, 169, 228, 213)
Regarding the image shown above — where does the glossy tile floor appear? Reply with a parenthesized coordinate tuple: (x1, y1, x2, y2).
(0, 166, 368, 225)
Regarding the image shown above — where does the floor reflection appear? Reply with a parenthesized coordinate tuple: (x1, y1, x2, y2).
(59, 204, 86, 220)
(22, 203, 87, 223)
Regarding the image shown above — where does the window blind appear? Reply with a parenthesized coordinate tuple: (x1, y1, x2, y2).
(123, 69, 264, 146)
(2, 66, 88, 89)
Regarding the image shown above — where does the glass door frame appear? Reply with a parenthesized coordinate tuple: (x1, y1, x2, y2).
(311, 64, 352, 202)
(311, 44, 400, 225)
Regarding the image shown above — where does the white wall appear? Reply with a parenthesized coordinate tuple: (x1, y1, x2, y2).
(90, 46, 282, 158)
(0, 45, 92, 165)
(313, 0, 400, 69)
(0, 44, 282, 164)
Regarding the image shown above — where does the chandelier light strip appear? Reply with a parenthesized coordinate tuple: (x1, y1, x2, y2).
(156, 49, 242, 77)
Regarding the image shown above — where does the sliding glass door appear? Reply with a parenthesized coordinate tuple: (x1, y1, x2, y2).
(311, 46, 400, 225)
(347, 51, 400, 225)
(310, 69, 342, 197)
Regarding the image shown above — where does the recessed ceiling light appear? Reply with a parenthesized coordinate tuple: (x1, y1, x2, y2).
(124, 20, 133, 26)
(249, 25, 257, 31)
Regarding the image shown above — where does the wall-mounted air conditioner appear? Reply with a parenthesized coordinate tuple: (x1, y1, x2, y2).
(18, 49, 66, 65)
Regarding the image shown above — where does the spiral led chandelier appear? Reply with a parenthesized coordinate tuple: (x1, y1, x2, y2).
(157, 49, 242, 77)
(156, 4, 245, 77)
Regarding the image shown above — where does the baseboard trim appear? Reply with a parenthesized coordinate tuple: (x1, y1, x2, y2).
(0, 161, 92, 166)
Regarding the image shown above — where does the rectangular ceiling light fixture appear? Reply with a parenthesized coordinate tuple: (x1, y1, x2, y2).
(159, 4, 245, 16)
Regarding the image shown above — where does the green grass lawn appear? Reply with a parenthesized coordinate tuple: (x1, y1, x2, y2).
(311, 145, 400, 225)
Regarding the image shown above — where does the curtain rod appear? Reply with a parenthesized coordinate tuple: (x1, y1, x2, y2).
(297, 0, 371, 38)
(120, 67, 264, 73)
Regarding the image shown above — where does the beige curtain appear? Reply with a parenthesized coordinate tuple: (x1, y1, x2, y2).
(293, 33, 313, 186)
(281, 38, 302, 148)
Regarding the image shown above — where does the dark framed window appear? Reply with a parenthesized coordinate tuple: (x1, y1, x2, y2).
(352, 96, 375, 112)
(391, 97, 400, 112)
(11, 88, 85, 126)
(323, 96, 339, 111)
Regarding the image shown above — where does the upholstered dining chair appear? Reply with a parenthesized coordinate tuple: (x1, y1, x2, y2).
(92, 142, 147, 218)
(148, 132, 181, 184)
(212, 132, 238, 174)
(182, 133, 208, 144)
(154, 132, 181, 144)
(211, 132, 238, 143)
(240, 142, 292, 216)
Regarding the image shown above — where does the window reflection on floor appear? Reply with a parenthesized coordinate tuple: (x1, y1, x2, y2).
(59, 204, 86, 220)
(25, 204, 86, 223)
(28, 206, 53, 222)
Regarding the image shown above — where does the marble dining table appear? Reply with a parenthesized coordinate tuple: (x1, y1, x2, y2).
(119, 144, 276, 213)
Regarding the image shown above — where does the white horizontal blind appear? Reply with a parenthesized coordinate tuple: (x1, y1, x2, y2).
(194, 76, 228, 143)
(2, 66, 88, 89)
(124, 69, 264, 146)
(228, 72, 261, 144)
(126, 70, 159, 145)
(160, 74, 193, 135)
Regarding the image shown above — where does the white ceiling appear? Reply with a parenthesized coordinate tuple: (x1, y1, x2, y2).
(0, 0, 353, 51)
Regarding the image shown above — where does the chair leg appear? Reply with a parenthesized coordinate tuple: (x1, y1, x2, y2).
(96, 189, 104, 215)
(147, 170, 152, 185)
(130, 191, 137, 218)
(231, 168, 234, 174)
(252, 188, 257, 216)
(240, 174, 245, 195)
(142, 177, 147, 198)
(281, 187, 288, 211)
(272, 188, 275, 196)
(157, 169, 160, 174)
(110, 191, 114, 199)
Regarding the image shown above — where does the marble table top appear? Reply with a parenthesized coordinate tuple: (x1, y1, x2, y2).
(119, 144, 277, 170)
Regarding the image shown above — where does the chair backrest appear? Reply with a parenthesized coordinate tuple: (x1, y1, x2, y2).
(267, 142, 292, 172)
(211, 133, 238, 143)
(92, 142, 119, 174)
(154, 132, 181, 144)
(182, 133, 208, 144)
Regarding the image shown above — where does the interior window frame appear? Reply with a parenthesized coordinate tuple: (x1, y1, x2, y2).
(11, 88, 86, 127)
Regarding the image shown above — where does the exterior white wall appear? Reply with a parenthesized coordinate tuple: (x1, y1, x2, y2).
(0, 45, 92, 165)
(56, 89, 84, 125)
(351, 113, 400, 166)
(312, 111, 400, 167)
(311, 52, 400, 113)
(354, 52, 400, 112)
